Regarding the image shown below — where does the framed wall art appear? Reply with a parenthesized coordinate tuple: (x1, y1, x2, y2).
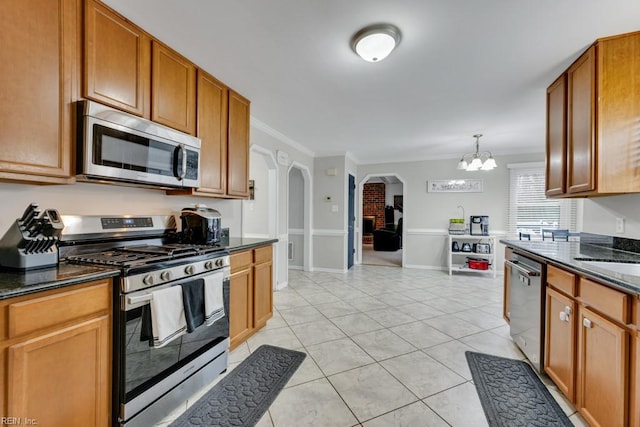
(427, 179, 483, 193)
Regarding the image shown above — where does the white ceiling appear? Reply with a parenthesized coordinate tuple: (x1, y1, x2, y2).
(103, 0, 640, 164)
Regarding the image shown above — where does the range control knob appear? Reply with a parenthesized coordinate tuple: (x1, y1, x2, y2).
(204, 261, 214, 270)
(215, 258, 224, 267)
(184, 265, 196, 275)
(143, 274, 154, 286)
(160, 271, 171, 281)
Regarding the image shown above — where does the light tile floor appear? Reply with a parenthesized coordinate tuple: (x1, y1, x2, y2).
(160, 265, 589, 427)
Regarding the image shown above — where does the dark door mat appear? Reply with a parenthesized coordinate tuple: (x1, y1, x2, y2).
(171, 345, 306, 427)
(465, 351, 573, 427)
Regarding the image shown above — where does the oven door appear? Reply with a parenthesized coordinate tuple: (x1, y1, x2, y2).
(115, 269, 229, 425)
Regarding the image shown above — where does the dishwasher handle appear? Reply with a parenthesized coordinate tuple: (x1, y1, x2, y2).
(505, 259, 541, 277)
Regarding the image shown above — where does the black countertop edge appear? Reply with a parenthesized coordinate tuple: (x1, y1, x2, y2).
(226, 238, 278, 253)
(0, 263, 120, 300)
(501, 239, 640, 296)
(0, 238, 278, 300)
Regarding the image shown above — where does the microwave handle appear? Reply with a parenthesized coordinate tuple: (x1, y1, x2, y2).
(174, 144, 187, 181)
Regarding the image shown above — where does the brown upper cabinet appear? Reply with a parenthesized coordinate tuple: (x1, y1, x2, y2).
(546, 31, 640, 197)
(227, 90, 251, 198)
(151, 41, 197, 136)
(84, 0, 150, 117)
(85, 1, 198, 136)
(545, 74, 567, 196)
(0, 0, 80, 184)
(167, 75, 251, 198)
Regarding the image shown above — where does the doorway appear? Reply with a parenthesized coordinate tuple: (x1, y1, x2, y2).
(287, 162, 312, 272)
(359, 174, 405, 267)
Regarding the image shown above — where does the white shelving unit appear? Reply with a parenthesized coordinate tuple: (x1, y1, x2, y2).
(447, 235, 497, 278)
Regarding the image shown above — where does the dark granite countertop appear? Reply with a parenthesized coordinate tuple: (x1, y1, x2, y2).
(226, 237, 278, 253)
(0, 238, 277, 300)
(501, 239, 640, 296)
(0, 262, 120, 300)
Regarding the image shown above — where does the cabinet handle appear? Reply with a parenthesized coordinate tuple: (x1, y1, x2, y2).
(583, 318, 592, 328)
(559, 311, 569, 322)
(563, 306, 572, 315)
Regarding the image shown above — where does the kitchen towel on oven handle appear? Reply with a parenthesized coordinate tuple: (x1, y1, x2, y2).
(150, 286, 187, 348)
(182, 279, 206, 332)
(204, 272, 225, 326)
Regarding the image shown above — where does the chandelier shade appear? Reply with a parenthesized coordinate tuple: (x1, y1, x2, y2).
(456, 134, 497, 171)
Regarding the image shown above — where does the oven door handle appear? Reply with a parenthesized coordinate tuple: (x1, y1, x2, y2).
(128, 293, 153, 305)
(505, 259, 540, 277)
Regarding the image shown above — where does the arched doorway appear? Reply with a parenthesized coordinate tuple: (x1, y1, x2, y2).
(287, 162, 312, 272)
(358, 174, 406, 267)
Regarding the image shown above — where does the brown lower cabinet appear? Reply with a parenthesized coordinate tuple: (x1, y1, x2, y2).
(543, 263, 631, 427)
(632, 297, 640, 427)
(545, 286, 577, 401)
(229, 245, 273, 350)
(577, 306, 628, 427)
(503, 247, 512, 323)
(0, 279, 112, 426)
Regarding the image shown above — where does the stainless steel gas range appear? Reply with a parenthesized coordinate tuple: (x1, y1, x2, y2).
(58, 215, 230, 427)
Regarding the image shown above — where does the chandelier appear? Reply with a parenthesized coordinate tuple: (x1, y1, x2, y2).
(456, 134, 497, 171)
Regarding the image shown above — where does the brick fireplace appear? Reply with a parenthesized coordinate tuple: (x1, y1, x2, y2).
(362, 183, 385, 244)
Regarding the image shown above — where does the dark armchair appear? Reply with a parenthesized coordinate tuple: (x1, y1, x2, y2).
(373, 218, 402, 251)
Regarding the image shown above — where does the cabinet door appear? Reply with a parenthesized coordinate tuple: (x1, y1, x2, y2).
(229, 268, 252, 350)
(596, 33, 640, 194)
(0, 0, 79, 183)
(545, 74, 567, 196)
(544, 287, 576, 402)
(6, 316, 110, 427)
(577, 306, 628, 427)
(196, 70, 228, 195)
(503, 247, 512, 323)
(253, 260, 273, 329)
(151, 41, 196, 135)
(633, 331, 640, 427)
(567, 47, 596, 194)
(84, 0, 150, 117)
(227, 90, 251, 197)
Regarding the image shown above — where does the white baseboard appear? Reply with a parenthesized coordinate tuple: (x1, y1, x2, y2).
(288, 264, 304, 270)
(311, 267, 347, 274)
(403, 264, 448, 271)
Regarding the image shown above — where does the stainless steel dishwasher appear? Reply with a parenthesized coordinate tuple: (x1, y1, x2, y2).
(506, 253, 544, 373)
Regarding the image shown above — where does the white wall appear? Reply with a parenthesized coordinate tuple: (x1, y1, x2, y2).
(0, 181, 242, 236)
(242, 152, 270, 237)
(358, 153, 543, 269)
(313, 156, 346, 271)
(288, 167, 304, 267)
(249, 121, 315, 287)
(582, 194, 640, 238)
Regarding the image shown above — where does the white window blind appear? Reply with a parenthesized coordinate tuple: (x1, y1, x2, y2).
(507, 163, 577, 239)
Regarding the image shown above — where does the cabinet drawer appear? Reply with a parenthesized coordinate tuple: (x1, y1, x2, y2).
(579, 277, 630, 324)
(547, 264, 576, 297)
(254, 246, 272, 264)
(230, 250, 252, 273)
(7, 280, 111, 339)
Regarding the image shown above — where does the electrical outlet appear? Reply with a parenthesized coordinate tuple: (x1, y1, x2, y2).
(616, 217, 625, 233)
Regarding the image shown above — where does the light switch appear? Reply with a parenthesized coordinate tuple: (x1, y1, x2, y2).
(331, 205, 339, 213)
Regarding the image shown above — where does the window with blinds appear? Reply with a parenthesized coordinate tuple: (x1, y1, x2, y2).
(507, 163, 577, 239)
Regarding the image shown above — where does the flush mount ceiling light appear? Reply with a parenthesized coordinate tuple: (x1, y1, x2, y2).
(351, 23, 401, 62)
(456, 134, 498, 171)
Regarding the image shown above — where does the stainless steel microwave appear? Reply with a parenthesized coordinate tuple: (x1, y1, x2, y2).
(76, 100, 201, 189)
